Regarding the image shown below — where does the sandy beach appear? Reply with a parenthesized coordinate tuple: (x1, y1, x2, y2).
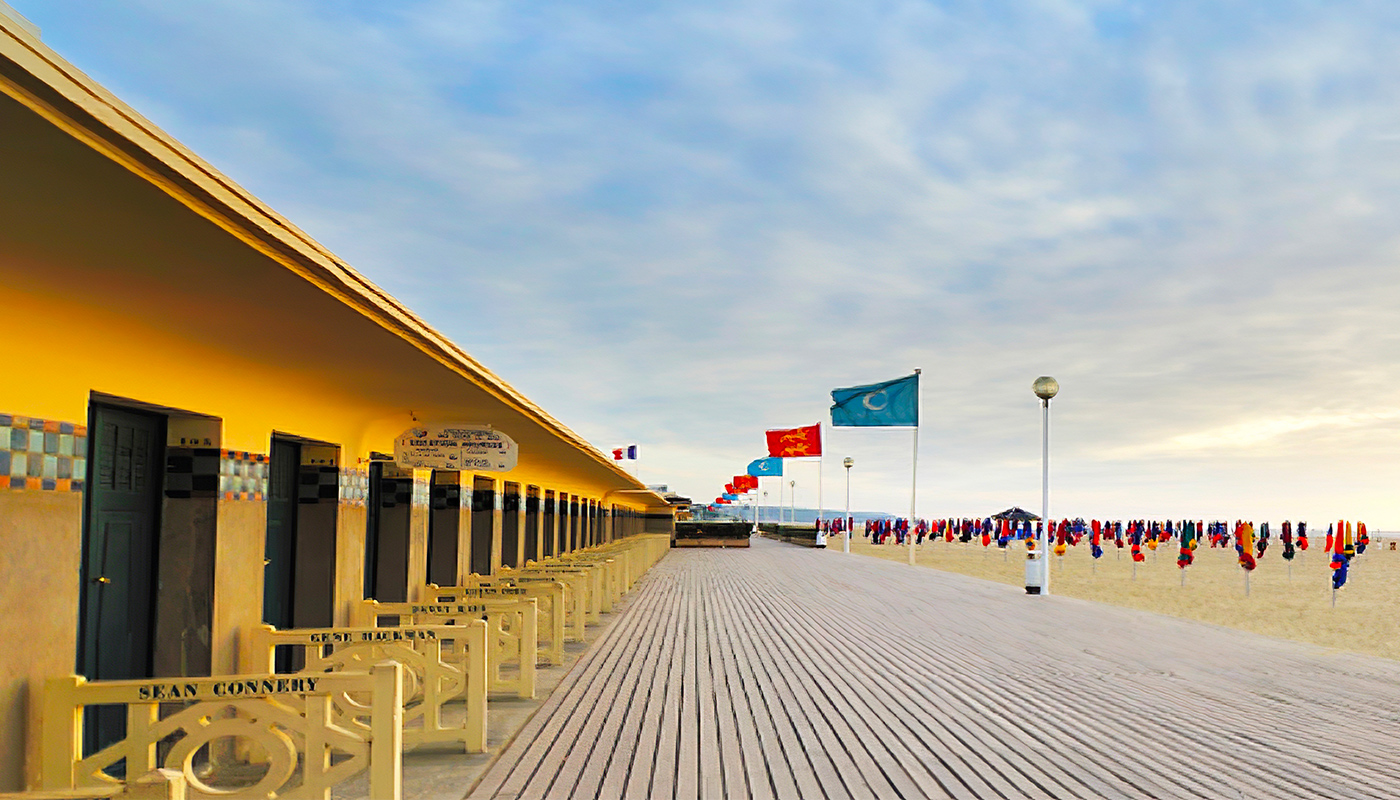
(840, 532, 1400, 662)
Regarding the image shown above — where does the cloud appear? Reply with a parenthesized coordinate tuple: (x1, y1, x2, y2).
(23, 0, 1400, 524)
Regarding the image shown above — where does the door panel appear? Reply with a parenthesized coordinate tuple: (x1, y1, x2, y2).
(81, 405, 164, 754)
(263, 440, 298, 629)
(542, 494, 556, 558)
(501, 484, 520, 569)
(524, 490, 540, 563)
(470, 477, 494, 575)
(427, 471, 460, 587)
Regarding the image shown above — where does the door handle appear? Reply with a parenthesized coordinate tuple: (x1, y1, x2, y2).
(93, 576, 112, 585)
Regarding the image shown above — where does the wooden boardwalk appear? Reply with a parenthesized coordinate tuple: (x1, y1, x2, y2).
(468, 537, 1400, 799)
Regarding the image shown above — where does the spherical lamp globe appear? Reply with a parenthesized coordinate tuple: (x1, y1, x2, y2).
(1032, 376, 1060, 401)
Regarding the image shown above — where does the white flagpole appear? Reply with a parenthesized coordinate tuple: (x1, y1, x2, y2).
(778, 476, 784, 526)
(817, 422, 824, 527)
(909, 368, 921, 566)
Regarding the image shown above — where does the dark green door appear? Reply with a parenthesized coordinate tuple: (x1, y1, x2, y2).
(470, 477, 494, 575)
(501, 484, 520, 568)
(524, 491, 540, 563)
(569, 498, 579, 551)
(427, 471, 460, 587)
(543, 494, 556, 557)
(81, 405, 165, 753)
(263, 440, 299, 631)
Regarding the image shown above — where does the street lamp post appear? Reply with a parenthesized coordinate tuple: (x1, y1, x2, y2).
(843, 457, 854, 553)
(1032, 376, 1060, 596)
(762, 490, 768, 525)
(789, 480, 796, 525)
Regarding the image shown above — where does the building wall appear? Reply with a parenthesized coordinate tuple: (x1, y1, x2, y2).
(0, 42, 665, 790)
(0, 486, 81, 791)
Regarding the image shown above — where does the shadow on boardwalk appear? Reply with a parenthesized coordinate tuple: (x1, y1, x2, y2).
(469, 537, 1400, 800)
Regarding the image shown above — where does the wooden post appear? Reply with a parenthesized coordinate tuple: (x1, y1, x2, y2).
(370, 661, 405, 800)
(40, 676, 82, 791)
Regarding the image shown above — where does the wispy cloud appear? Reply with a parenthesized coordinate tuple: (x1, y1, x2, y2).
(24, 0, 1400, 524)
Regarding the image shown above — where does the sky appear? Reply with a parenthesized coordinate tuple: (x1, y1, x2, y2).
(17, 0, 1400, 526)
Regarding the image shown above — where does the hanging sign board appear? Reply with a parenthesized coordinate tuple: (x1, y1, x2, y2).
(394, 424, 518, 472)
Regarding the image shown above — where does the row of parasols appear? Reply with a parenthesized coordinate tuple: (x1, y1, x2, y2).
(837, 514, 1370, 590)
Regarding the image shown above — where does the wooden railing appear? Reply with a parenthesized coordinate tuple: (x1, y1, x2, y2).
(496, 563, 600, 625)
(39, 664, 402, 800)
(243, 623, 488, 753)
(356, 599, 538, 699)
(424, 583, 567, 665)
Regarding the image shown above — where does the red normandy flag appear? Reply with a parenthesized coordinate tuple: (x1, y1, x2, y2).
(766, 424, 822, 458)
(733, 475, 759, 492)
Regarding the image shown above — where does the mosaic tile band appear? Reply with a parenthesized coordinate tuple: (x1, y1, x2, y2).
(220, 450, 269, 502)
(0, 414, 87, 492)
(339, 466, 369, 507)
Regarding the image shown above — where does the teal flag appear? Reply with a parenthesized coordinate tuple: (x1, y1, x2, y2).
(747, 457, 783, 477)
(831, 373, 919, 427)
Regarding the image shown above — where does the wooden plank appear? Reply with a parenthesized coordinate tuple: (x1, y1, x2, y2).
(698, 566, 760, 800)
(597, 571, 686, 799)
(567, 570, 679, 799)
(705, 560, 804, 800)
(471, 559, 674, 799)
(707, 564, 835, 800)
(469, 537, 1400, 800)
(539, 568, 678, 799)
(622, 567, 685, 800)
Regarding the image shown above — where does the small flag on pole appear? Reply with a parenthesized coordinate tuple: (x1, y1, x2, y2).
(766, 425, 822, 457)
(612, 445, 638, 461)
(747, 457, 784, 477)
(830, 374, 920, 427)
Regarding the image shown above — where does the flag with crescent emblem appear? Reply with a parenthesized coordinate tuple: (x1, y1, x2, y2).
(765, 424, 823, 457)
(747, 457, 784, 477)
(830, 374, 919, 427)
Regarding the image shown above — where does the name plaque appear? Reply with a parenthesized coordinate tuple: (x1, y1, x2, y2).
(394, 423, 518, 472)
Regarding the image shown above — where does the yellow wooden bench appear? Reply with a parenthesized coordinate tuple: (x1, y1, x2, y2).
(425, 582, 568, 664)
(243, 623, 488, 753)
(356, 599, 537, 700)
(38, 663, 403, 800)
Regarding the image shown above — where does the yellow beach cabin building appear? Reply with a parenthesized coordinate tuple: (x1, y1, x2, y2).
(0, 10, 673, 793)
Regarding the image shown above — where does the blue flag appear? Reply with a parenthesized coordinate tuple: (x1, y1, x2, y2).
(722, 492, 739, 501)
(831, 373, 919, 427)
(747, 457, 783, 477)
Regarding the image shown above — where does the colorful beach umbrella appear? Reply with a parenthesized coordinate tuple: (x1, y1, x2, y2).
(1177, 520, 1195, 569)
(1237, 522, 1257, 571)
(1331, 519, 1349, 590)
